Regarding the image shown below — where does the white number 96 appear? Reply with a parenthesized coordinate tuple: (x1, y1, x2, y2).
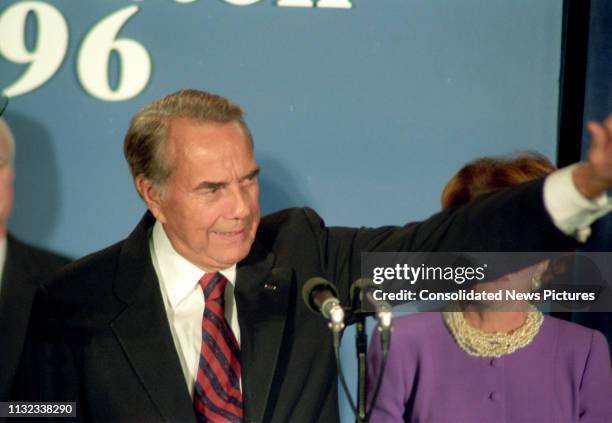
(0, 2, 151, 101)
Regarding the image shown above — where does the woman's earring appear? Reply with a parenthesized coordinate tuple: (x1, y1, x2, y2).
(531, 275, 542, 291)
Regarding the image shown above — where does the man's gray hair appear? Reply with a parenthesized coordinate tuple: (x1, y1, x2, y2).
(124, 89, 252, 191)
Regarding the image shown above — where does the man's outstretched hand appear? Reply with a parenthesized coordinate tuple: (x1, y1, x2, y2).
(572, 115, 612, 199)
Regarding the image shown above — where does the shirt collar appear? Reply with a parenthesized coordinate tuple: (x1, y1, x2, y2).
(151, 220, 236, 308)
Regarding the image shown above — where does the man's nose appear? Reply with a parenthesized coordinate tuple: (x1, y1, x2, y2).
(227, 185, 249, 219)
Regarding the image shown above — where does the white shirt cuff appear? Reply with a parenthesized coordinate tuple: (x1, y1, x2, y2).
(543, 164, 612, 243)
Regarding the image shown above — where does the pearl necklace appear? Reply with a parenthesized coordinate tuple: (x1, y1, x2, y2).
(442, 305, 544, 358)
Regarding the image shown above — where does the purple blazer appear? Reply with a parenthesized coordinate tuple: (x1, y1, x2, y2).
(367, 313, 612, 423)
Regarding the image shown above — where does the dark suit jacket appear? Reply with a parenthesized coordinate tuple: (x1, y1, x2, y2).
(0, 234, 69, 400)
(17, 179, 578, 423)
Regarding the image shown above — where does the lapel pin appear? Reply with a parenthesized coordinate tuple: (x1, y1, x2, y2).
(264, 282, 278, 291)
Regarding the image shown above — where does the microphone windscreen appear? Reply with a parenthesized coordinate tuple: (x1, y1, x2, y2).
(350, 277, 375, 303)
(302, 277, 338, 313)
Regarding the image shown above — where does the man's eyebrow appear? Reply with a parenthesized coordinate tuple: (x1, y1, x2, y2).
(194, 168, 260, 191)
(240, 168, 260, 181)
(194, 180, 226, 191)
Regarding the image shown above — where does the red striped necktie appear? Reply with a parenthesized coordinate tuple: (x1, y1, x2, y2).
(193, 272, 243, 423)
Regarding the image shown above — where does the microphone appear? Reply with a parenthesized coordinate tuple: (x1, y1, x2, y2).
(302, 277, 345, 333)
(351, 278, 393, 353)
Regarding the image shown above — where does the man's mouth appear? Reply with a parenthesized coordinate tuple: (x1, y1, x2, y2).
(213, 228, 246, 239)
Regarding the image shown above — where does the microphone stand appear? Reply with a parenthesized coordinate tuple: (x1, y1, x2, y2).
(348, 278, 393, 423)
(351, 288, 368, 423)
(313, 276, 392, 423)
(355, 316, 367, 423)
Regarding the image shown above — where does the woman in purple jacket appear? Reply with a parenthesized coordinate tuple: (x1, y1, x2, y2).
(367, 154, 612, 423)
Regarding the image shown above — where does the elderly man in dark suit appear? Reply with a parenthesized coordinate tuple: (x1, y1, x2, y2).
(0, 116, 70, 400)
(17, 90, 612, 422)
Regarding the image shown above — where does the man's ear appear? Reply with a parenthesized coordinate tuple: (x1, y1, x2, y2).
(135, 175, 166, 224)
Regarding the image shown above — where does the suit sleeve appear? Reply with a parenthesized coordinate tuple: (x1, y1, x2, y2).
(304, 178, 578, 301)
(579, 330, 612, 422)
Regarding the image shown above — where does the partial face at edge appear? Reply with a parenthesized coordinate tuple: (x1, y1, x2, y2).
(143, 118, 260, 272)
(0, 135, 14, 231)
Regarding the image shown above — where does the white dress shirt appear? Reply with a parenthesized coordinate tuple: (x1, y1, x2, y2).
(149, 221, 241, 397)
(544, 164, 612, 242)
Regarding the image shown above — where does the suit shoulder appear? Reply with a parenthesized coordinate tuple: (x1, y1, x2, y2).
(544, 316, 609, 357)
(42, 240, 124, 296)
(30, 240, 127, 330)
(546, 315, 598, 340)
(371, 313, 447, 366)
(5, 236, 71, 289)
(257, 207, 327, 244)
(259, 207, 324, 229)
(391, 312, 447, 343)
(8, 235, 70, 270)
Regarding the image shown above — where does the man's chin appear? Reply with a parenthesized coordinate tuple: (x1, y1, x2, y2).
(213, 245, 254, 267)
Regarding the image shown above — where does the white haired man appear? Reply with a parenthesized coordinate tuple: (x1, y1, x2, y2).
(0, 116, 70, 400)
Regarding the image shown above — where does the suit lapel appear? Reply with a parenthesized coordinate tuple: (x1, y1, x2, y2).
(110, 213, 195, 423)
(109, 212, 293, 423)
(236, 241, 293, 423)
